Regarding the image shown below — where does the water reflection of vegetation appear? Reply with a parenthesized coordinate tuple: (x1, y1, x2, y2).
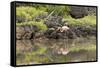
(16, 37, 96, 65)
(70, 44, 96, 52)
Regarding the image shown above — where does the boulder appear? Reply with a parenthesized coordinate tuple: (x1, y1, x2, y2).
(34, 13, 48, 22)
(44, 27, 76, 39)
(34, 31, 45, 39)
(16, 26, 25, 40)
(44, 16, 62, 28)
(44, 28, 55, 38)
(16, 26, 37, 40)
(16, 16, 27, 23)
(22, 31, 34, 39)
(70, 25, 96, 37)
(69, 6, 88, 18)
(86, 7, 96, 15)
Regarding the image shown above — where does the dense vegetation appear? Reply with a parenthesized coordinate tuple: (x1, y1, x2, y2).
(16, 5, 96, 31)
(63, 15, 96, 26)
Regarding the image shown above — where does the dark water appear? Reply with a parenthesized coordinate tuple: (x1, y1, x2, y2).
(16, 37, 96, 65)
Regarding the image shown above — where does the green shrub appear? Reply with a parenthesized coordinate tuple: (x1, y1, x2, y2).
(16, 6, 47, 21)
(16, 21, 48, 31)
(46, 5, 70, 16)
(63, 15, 96, 26)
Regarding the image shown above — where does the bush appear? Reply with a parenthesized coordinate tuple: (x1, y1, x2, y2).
(16, 6, 47, 22)
(16, 21, 48, 31)
(63, 15, 96, 26)
(46, 5, 70, 16)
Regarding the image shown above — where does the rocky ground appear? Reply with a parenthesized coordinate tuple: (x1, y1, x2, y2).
(16, 19, 96, 40)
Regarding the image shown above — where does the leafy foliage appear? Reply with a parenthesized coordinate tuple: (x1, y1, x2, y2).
(46, 5, 70, 16)
(63, 15, 96, 26)
(16, 6, 47, 22)
(16, 21, 48, 31)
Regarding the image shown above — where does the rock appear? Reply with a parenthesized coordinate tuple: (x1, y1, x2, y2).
(86, 7, 97, 15)
(45, 26, 76, 39)
(34, 13, 48, 22)
(16, 16, 26, 23)
(16, 26, 36, 40)
(44, 28, 55, 38)
(44, 16, 62, 28)
(24, 25, 39, 32)
(69, 6, 96, 18)
(22, 31, 34, 39)
(24, 25, 31, 31)
(50, 32, 64, 39)
(16, 26, 26, 40)
(67, 30, 77, 39)
(34, 31, 45, 39)
(90, 28, 96, 36)
(69, 6, 88, 18)
(16, 25, 96, 40)
(70, 25, 96, 37)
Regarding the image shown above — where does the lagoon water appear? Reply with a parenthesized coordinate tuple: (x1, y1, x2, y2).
(16, 37, 96, 65)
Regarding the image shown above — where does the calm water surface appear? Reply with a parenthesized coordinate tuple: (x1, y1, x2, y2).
(16, 37, 96, 65)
